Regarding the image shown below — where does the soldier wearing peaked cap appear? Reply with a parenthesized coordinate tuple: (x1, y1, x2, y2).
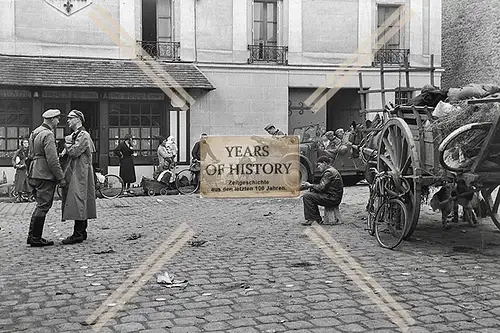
(27, 109, 67, 247)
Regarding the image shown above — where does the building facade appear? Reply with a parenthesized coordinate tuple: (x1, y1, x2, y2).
(0, 0, 442, 183)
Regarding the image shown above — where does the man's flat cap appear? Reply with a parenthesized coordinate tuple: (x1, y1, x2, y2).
(67, 109, 85, 122)
(42, 109, 61, 119)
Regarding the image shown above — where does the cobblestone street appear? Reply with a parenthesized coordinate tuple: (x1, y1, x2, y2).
(2, 185, 500, 333)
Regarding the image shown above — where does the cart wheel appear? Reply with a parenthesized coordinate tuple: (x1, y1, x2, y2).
(377, 118, 421, 239)
(160, 188, 168, 196)
(147, 189, 156, 196)
(481, 186, 500, 230)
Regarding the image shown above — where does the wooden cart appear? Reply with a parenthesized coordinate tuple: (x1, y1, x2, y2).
(370, 99, 500, 238)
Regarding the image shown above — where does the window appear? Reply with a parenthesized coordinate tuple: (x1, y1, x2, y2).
(374, 5, 409, 65)
(253, 0, 278, 47)
(157, 0, 172, 44)
(140, 0, 179, 59)
(0, 100, 31, 158)
(108, 102, 162, 157)
(395, 90, 411, 105)
(377, 5, 403, 50)
(249, 0, 287, 64)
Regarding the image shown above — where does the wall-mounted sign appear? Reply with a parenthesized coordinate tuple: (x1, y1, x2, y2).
(106, 92, 165, 101)
(44, 0, 93, 16)
(42, 91, 98, 99)
(0, 89, 31, 99)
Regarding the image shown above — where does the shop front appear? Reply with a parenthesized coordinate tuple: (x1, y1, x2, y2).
(0, 55, 214, 183)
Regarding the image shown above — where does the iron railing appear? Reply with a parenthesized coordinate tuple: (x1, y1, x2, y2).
(137, 41, 180, 60)
(248, 44, 288, 65)
(373, 48, 410, 66)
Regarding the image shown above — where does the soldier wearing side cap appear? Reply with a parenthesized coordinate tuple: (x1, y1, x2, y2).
(27, 109, 67, 247)
(59, 109, 97, 244)
(264, 124, 285, 136)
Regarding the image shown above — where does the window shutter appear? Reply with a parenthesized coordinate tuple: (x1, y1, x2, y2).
(251, 0, 255, 44)
(277, 0, 282, 46)
(171, 0, 175, 41)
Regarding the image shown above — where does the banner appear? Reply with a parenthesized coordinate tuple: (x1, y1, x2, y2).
(200, 135, 300, 198)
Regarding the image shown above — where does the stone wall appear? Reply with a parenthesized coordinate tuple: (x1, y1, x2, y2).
(442, 0, 500, 88)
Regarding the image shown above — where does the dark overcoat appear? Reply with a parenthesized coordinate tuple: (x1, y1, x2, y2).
(114, 141, 136, 183)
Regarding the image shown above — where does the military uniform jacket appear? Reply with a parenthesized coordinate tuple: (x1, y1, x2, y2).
(28, 124, 64, 182)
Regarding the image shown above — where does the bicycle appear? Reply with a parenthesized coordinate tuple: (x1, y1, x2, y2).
(175, 160, 200, 195)
(9, 187, 34, 203)
(438, 122, 493, 173)
(365, 167, 410, 249)
(56, 168, 124, 199)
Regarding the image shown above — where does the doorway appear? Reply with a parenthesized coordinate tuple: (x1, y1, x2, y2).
(70, 101, 99, 166)
(326, 89, 362, 132)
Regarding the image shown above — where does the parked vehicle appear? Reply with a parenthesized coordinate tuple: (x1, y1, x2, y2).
(292, 124, 366, 186)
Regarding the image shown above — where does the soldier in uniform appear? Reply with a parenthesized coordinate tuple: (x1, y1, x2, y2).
(264, 124, 285, 136)
(27, 109, 67, 247)
(60, 110, 97, 244)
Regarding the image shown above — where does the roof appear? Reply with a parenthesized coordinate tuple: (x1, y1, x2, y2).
(0, 54, 215, 90)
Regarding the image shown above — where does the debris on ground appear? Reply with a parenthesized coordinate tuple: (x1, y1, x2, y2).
(126, 233, 141, 241)
(93, 248, 116, 255)
(189, 240, 207, 247)
(290, 261, 313, 268)
(156, 271, 188, 288)
(263, 212, 273, 216)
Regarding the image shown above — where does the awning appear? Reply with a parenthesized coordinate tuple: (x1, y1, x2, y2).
(0, 54, 215, 90)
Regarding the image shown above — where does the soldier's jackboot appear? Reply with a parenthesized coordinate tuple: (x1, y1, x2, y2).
(30, 216, 54, 247)
(83, 220, 88, 240)
(27, 216, 35, 244)
(62, 220, 85, 245)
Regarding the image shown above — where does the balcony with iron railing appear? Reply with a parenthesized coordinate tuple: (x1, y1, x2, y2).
(247, 44, 288, 65)
(373, 48, 410, 66)
(136, 41, 181, 61)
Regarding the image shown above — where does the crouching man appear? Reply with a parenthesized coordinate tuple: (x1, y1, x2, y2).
(300, 156, 343, 226)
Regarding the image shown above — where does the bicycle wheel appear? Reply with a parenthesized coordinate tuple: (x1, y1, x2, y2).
(374, 198, 408, 249)
(366, 189, 378, 236)
(175, 169, 199, 195)
(99, 174, 124, 199)
(438, 122, 492, 172)
(9, 186, 16, 198)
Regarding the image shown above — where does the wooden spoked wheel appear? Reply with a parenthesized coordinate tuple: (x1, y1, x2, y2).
(377, 118, 422, 239)
(481, 186, 500, 230)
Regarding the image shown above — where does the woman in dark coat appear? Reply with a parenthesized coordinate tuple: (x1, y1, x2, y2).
(113, 134, 137, 192)
(11, 138, 31, 202)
